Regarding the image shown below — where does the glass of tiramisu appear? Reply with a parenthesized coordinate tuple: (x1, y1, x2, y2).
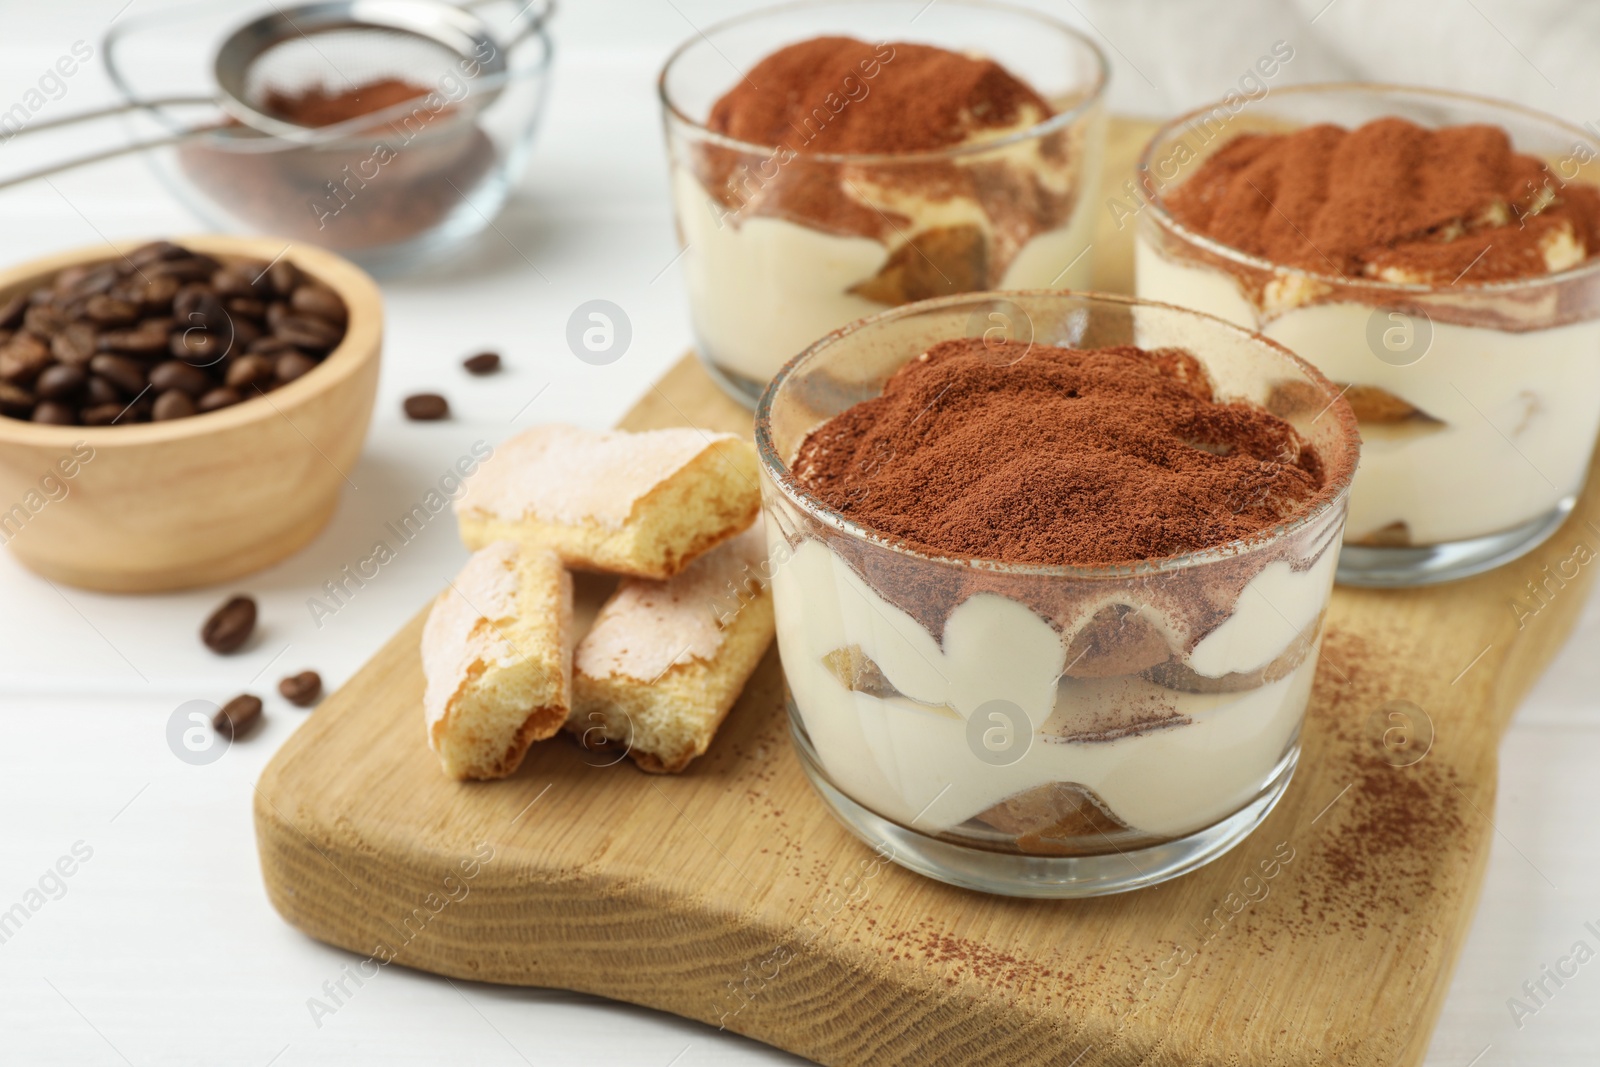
(659, 0, 1107, 406)
(756, 291, 1359, 896)
(1135, 85, 1600, 585)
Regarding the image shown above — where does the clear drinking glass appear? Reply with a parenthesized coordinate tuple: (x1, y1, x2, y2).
(660, 0, 1108, 406)
(1135, 84, 1600, 586)
(755, 291, 1359, 897)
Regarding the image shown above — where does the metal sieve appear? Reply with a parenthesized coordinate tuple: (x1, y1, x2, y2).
(0, 0, 552, 189)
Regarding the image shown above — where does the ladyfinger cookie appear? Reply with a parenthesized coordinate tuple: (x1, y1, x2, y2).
(454, 423, 760, 580)
(568, 523, 774, 773)
(422, 540, 573, 780)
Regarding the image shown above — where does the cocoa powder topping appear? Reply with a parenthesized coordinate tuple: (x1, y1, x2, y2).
(793, 339, 1324, 566)
(1164, 117, 1600, 284)
(707, 36, 1051, 155)
(690, 36, 1073, 288)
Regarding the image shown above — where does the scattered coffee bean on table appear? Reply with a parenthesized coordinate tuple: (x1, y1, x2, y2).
(213, 694, 263, 739)
(462, 351, 501, 375)
(403, 393, 450, 420)
(0, 240, 350, 426)
(278, 670, 323, 707)
(201, 594, 257, 654)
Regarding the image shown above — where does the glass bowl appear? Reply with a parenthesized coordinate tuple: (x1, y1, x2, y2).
(755, 290, 1359, 896)
(660, 0, 1107, 406)
(103, 0, 552, 276)
(1134, 84, 1600, 586)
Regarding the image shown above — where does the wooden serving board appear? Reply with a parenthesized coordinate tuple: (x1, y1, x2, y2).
(255, 121, 1600, 1065)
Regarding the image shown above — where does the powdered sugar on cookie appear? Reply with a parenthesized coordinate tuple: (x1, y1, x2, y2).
(578, 523, 768, 683)
(457, 424, 742, 530)
(422, 539, 524, 731)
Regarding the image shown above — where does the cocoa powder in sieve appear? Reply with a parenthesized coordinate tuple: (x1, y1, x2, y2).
(177, 78, 496, 252)
(262, 78, 433, 127)
(793, 338, 1324, 567)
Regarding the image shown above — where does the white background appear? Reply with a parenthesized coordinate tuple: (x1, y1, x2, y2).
(0, 1, 1596, 1063)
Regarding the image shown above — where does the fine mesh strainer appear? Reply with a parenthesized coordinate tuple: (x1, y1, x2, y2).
(0, 0, 552, 189)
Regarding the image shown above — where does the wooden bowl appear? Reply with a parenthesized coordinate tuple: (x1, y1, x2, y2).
(0, 236, 382, 592)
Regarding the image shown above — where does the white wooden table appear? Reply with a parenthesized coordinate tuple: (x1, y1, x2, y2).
(1, 2, 1595, 1063)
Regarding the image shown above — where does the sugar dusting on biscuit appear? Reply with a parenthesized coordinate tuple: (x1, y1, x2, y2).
(577, 522, 767, 683)
(421, 539, 524, 730)
(456, 424, 743, 530)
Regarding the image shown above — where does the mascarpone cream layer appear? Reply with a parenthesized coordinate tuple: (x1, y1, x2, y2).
(769, 534, 1333, 837)
(1135, 238, 1600, 544)
(674, 167, 1099, 383)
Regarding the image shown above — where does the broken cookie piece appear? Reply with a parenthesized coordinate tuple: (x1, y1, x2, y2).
(422, 541, 573, 781)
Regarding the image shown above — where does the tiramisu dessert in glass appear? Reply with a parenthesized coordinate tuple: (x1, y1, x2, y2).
(659, 0, 1107, 405)
(756, 291, 1359, 896)
(1135, 85, 1600, 585)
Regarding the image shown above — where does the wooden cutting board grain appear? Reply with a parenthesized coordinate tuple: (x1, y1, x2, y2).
(254, 120, 1600, 1065)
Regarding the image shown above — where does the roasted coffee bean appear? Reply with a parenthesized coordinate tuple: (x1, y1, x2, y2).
(247, 336, 297, 356)
(227, 316, 260, 351)
(0, 292, 26, 330)
(212, 694, 263, 739)
(127, 240, 187, 266)
(274, 315, 341, 351)
(0, 242, 345, 425)
(32, 401, 75, 425)
(99, 324, 170, 356)
(278, 670, 322, 707)
(148, 360, 212, 396)
(196, 386, 241, 413)
(403, 393, 449, 421)
(63, 264, 119, 300)
(289, 284, 346, 325)
(174, 284, 229, 330)
(56, 296, 90, 322)
(267, 259, 299, 298)
(201, 594, 256, 653)
(151, 388, 196, 421)
(169, 329, 220, 364)
(0, 382, 34, 417)
(84, 375, 121, 406)
(23, 304, 66, 337)
(51, 322, 99, 366)
(275, 351, 317, 384)
(84, 294, 141, 327)
(0, 334, 52, 383)
(462, 350, 501, 375)
(53, 264, 94, 295)
(35, 363, 84, 400)
(135, 274, 180, 312)
(89, 353, 147, 395)
(211, 266, 260, 299)
(224, 354, 275, 390)
(80, 402, 125, 426)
